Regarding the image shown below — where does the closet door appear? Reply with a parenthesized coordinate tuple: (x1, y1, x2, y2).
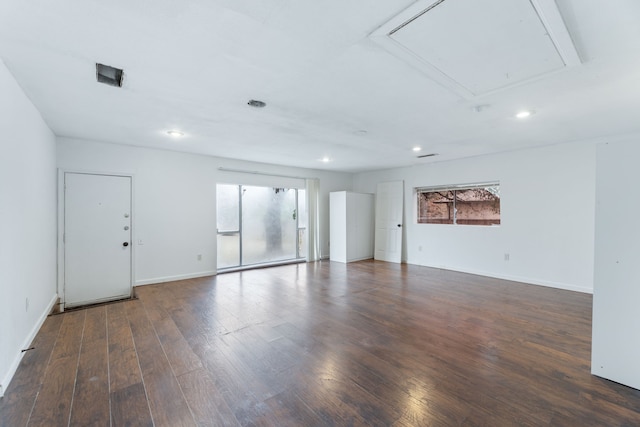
(375, 181, 404, 263)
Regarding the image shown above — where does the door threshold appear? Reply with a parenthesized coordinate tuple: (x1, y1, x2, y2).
(53, 293, 138, 314)
(218, 259, 306, 274)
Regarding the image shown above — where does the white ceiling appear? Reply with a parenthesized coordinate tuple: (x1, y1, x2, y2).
(1, 0, 640, 172)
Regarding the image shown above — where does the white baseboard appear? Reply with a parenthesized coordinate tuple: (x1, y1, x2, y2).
(496, 273, 592, 294)
(135, 270, 217, 286)
(0, 293, 58, 398)
(413, 263, 593, 294)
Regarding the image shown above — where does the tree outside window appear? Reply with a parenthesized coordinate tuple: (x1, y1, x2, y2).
(417, 184, 500, 226)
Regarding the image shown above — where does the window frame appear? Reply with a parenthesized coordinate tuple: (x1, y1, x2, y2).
(416, 182, 500, 226)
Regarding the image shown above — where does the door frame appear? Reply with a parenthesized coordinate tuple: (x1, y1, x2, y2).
(57, 169, 136, 312)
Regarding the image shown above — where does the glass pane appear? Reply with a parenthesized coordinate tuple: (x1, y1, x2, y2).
(217, 233, 240, 269)
(454, 188, 501, 226)
(298, 228, 307, 259)
(297, 189, 307, 228)
(242, 186, 297, 265)
(216, 184, 239, 232)
(418, 190, 454, 224)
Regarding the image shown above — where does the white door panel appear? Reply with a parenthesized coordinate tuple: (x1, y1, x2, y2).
(374, 180, 404, 263)
(65, 173, 132, 307)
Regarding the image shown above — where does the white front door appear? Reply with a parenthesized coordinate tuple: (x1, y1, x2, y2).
(64, 172, 132, 308)
(374, 180, 404, 263)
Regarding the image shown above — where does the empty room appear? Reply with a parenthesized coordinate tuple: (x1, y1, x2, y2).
(1, 0, 640, 425)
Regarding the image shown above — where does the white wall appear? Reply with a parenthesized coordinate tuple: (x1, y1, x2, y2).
(57, 138, 353, 286)
(592, 139, 640, 390)
(353, 142, 596, 293)
(0, 60, 58, 396)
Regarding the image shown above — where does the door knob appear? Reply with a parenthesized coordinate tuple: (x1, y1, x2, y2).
(397, 224, 402, 227)
(123, 242, 129, 247)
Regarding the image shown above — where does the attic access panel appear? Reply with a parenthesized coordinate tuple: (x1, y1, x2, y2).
(370, 0, 580, 97)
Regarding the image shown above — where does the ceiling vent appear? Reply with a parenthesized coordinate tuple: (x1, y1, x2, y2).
(248, 99, 266, 108)
(417, 153, 438, 158)
(96, 63, 124, 87)
(370, 0, 581, 98)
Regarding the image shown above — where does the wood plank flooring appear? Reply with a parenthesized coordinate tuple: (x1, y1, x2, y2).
(1, 260, 640, 426)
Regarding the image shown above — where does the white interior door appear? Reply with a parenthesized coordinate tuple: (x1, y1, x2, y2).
(374, 180, 404, 263)
(64, 172, 132, 308)
(591, 141, 640, 390)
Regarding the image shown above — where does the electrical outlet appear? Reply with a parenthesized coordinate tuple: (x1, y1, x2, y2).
(418, 245, 423, 252)
(504, 253, 510, 261)
(25, 297, 29, 312)
(197, 254, 202, 261)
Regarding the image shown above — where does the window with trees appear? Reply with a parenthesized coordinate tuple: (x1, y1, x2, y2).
(417, 183, 500, 226)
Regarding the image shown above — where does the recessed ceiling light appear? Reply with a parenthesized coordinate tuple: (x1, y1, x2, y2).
(355, 130, 368, 135)
(412, 146, 422, 152)
(320, 157, 331, 163)
(248, 99, 266, 108)
(167, 130, 184, 137)
(516, 110, 533, 119)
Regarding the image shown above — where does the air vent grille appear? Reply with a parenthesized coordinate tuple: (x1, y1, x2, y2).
(417, 153, 438, 158)
(248, 99, 266, 108)
(96, 63, 124, 87)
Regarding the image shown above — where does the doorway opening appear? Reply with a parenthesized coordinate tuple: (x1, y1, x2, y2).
(217, 184, 307, 271)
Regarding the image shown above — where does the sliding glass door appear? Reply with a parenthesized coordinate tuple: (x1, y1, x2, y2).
(217, 184, 306, 270)
(216, 184, 241, 269)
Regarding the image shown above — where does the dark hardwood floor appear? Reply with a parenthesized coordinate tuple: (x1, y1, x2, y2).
(1, 260, 639, 426)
